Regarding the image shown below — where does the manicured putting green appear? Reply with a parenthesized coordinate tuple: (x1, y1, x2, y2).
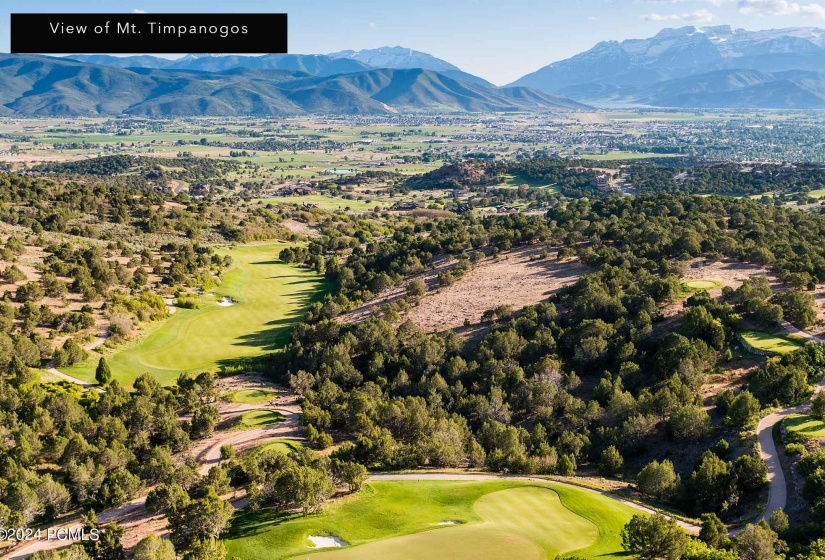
(785, 414, 825, 439)
(60, 243, 331, 386)
(222, 480, 637, 560)
(257, 440, 303, 455)
(682, 279, 723, 291)
(225, 388, 279, 405)
(740, 329, 804, 355)
(237, 409, 285, 430)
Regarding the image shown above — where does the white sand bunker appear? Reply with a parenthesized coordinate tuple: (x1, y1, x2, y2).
(437, 521, 461, 525)
(208, 292, 217, 297)
(216, 297, 236, 307)
(308, 535, 348, 548)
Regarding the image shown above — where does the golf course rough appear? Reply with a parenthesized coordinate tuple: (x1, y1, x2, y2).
(60, 242, 331, 386)
(222, 480, 637, 560)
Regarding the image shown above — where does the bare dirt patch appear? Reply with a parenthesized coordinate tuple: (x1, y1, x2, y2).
(682, 258, 773, 294)
(701, 356, 763, 403)
(341, 246, 590, 332)
(281, 218, 320, 238)
(408, 246, 589, 332)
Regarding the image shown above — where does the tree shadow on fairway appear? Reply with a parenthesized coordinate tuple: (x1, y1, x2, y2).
(235, 315, 302, 349)
(232, 273, 332, 349)
(223, 507, 301, 540)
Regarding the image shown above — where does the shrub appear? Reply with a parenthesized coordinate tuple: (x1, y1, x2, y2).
(599, 445, 624, 476)
(785, 443, 806, 455)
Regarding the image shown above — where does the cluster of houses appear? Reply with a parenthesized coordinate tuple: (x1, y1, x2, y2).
(593, 174, 621, 193)
(364, 159, 406, 169)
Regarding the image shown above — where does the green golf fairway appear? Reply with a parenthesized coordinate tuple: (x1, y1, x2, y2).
(236, 409, 285, 430)
(225, 388, 280, 405)
(257, 440, 303, 455)
(740, 329, 804, 355)
(683, 279, 722, 290)
(61, 243, 330, 386)
(223, 480, 637, 560)
(786, 414, 825, 439)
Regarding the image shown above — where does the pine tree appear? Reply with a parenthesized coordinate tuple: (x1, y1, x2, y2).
(96, 357, 112, 386)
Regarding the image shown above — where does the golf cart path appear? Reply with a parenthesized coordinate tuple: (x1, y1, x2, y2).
(44, 333, 109, 391)
(4, 396, 302, 560)
(755, 371, 825, 525)
(370, 473, 701, 534)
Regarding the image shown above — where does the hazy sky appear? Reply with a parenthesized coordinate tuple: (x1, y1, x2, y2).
(3, 0, 825, 84)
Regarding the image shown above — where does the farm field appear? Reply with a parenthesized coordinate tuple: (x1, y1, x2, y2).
(739, 329, 804, 355)
(222, 480, 636, 560)
(60, 243, 331, 386)
(785, 414, 825, 440)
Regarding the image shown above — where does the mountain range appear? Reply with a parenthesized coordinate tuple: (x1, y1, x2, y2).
(509, 26, 825, 108)
(65, 47, 495, 87)
(10, 27, 825, 113)
(0, 54, 586, 116)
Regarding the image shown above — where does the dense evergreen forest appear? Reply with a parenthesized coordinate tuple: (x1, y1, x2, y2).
(6, 155, 825, 559)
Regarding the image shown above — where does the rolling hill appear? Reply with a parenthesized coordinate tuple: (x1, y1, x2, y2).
(0, 55, 587, 116)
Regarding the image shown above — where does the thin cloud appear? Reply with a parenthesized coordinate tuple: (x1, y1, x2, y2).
(738, 0, 825, 17)
(641, 8, 716, 22)
(637, 0, 731, 3)
(132, 9, 147, 13)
